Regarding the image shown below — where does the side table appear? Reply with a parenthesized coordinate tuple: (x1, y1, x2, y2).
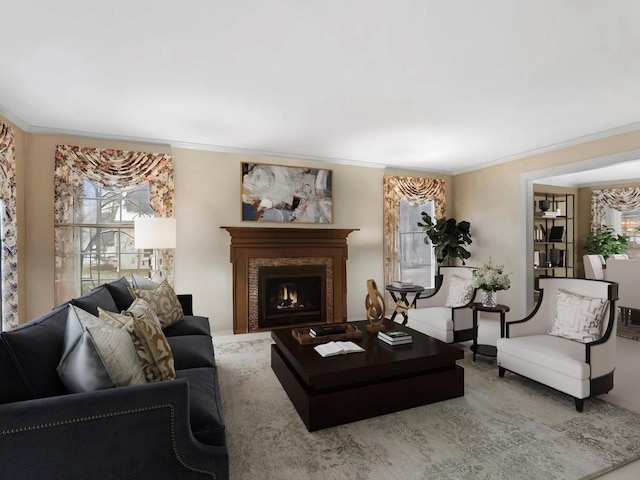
(385, 285, 426, 324)
(470, 302, 510, 362)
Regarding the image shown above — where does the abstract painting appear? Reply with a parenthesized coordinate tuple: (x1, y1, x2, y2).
(241, 163, 333, 223)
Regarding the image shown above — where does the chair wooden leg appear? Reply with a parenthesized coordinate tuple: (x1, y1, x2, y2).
(498, 367, 505, 378)
(574, 398, 584, 412)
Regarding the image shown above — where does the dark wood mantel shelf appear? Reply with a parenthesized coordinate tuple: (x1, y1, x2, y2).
(222, 227, 359, 334)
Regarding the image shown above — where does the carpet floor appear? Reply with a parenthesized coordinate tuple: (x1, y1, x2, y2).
(617, 321, 640, 342)
(215, 337, 640, 480)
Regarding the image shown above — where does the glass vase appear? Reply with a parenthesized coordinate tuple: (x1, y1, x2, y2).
(481, 290, 498, 308)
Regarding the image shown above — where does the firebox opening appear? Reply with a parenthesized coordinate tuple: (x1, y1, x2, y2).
(259, 265, 326, 329)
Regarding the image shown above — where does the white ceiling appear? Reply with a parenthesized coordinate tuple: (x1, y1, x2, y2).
(3, 1, 640, 175)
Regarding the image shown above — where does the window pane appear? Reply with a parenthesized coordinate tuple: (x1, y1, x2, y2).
(399, 199, 435, 287)
(621, 208, 640, 260)
(72, 182, 153, 294)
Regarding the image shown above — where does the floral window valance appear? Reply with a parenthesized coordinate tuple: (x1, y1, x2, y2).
(0, 122, 18, 331)
(54, 145, 174, 303)
(383, 176, 446, 301)
(591, 187, 640, 232)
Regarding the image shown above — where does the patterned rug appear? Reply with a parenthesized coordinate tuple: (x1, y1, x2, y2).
(616, 308, 640, 341)
(215, 337, 640, 480)
(617, 320, 640, 341)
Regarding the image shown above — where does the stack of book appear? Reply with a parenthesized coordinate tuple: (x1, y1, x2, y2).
(378, 330, 413, 346)
(309, 325, 348, 338)
(392, 280, 414, 288)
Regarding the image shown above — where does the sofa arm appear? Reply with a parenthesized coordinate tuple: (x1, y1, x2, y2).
(178, 294, 194, 316)
(0, 379, 228, 480)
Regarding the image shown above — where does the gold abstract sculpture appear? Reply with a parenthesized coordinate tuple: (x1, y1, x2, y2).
(365, 279, 386, 332)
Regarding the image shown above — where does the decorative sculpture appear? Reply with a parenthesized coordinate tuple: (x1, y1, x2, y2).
(365, 279, 386, 332)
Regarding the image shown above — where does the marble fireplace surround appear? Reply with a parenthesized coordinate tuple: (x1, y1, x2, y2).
(222, 227, 357, 333)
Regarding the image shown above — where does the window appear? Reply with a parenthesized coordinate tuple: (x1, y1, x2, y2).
(398, 199, 435, 288)
(621, 209, 640, 260)
(69, 180, 153, 294)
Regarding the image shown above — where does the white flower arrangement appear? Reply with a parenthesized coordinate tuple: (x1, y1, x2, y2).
(472, 259, 511, 292)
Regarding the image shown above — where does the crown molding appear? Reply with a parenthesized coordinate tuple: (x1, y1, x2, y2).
(4, 103, 640, 176)
(452, 120, 640, 176)
(169, 140, 389, 170)
(0, 105, 30, 131)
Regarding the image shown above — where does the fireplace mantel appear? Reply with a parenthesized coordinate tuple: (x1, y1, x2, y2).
(222, 227, 358, 333)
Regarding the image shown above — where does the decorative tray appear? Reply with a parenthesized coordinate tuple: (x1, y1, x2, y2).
(292, 323, 363, 345)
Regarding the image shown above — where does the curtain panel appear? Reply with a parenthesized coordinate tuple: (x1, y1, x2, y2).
(383, 176, 446, 305)
(0, 122, 18, 330)
(54, 145, 174, 303)
(591, 187, 640, 232)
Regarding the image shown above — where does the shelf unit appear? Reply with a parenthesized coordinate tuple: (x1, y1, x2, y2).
(533, 192, 575, 281)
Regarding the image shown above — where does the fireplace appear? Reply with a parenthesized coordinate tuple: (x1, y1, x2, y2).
(223, 227, 357, 333)
(259, 265, 326, 328)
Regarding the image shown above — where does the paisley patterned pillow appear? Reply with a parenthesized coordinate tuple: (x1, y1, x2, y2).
(99, 306, 176, 383)
(129, 280, 184, 328)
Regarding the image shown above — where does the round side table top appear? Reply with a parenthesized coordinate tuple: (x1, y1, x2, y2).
(470, 302, 510, 313)
(385, 284, 425, 293)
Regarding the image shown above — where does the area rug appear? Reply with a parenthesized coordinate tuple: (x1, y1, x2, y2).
(617, 320, 640, 341)
(215, 337, 640, 480)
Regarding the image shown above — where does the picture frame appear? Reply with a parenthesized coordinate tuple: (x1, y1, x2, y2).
(241, 162, 333, 223)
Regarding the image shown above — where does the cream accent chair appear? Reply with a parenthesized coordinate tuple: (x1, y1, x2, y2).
(403, 266, 477, 343)
(610, 254, 629, 259)
(497, 277, 618, 412)
(583, 254, 605, 280)
(604, 258, 640, 322)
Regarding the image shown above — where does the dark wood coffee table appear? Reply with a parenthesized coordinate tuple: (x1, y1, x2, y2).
(270, 319, 464, 431)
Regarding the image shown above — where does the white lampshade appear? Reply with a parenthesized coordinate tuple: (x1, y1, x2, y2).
(134, 217, 177, 249)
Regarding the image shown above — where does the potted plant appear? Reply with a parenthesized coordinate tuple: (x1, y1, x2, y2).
(471, 259, 511, 307)
(583, 226, 629, 261)
(418, 213, 472, 266)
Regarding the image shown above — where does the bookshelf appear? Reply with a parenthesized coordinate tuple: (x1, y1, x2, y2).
(533, 192, 575, 281)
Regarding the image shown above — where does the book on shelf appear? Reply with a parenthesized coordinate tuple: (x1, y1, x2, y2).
(548, 226, 566, 242)
(309, 325, 348, 337)
(314, 341, 365, 357)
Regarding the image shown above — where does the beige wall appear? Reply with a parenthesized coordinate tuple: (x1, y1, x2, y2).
(21, 134, 447, 332)
(173, 149, 392, 332)
(454, 128, 640, 320)
(16, 124, 640, 331)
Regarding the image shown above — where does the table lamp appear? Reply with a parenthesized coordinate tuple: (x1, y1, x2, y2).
(134, 217, 176, 278)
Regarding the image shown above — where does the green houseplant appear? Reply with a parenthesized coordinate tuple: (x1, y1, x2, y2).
(418, 213, 472, 265)
(583, 226, 629, 261)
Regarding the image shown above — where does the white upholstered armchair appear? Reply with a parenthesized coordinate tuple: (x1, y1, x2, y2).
(403, 266, 477, 343)
(497, 277, 618, 412)
(583, 254, 605, 280)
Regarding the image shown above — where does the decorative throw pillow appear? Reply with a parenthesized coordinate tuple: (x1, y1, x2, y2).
(131, 272, 162, 290)
(445, 275, 475, 308)
(548, 289, 608, 343)
(57, 305, 146, 393)
(129, 280, 184, 328)
(99, 303, 176, 383)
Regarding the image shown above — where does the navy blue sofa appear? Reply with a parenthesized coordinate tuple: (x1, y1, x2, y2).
(0, 277, 228, 480)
